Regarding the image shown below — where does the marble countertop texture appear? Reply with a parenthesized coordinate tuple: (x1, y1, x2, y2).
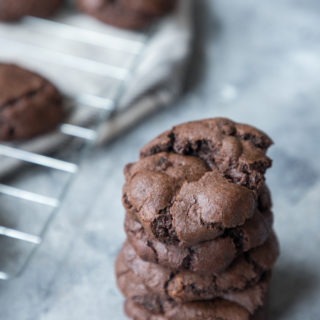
(1, 0, 320, 319)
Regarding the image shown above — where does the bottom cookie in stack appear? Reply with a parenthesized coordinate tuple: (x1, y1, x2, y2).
(116, 233, 279, 319)
(124, 298, 268, 320)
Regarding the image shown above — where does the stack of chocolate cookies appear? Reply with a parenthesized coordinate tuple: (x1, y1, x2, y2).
(116, 118, 279, 320)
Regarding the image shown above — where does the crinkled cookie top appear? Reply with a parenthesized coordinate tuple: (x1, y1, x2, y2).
(123, 118, 273, 245)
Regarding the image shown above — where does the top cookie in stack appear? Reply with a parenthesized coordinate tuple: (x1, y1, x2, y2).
(116, 118, 279, 320)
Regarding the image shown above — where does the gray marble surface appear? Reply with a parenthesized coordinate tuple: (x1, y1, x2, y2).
(1, 0, 320, 319)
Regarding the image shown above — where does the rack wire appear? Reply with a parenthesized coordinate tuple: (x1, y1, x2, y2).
(0, 13, 149, 280)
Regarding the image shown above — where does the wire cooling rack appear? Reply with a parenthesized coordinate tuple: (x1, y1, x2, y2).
(0, 13, 149, 280)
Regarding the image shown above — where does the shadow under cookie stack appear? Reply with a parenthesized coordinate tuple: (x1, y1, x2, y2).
(116, 118, 279, 320)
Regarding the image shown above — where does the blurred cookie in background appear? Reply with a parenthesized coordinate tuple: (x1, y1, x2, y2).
(0, 63, 65, 141)
(76, 0, 178, 30)
(0, 0, 64, 21)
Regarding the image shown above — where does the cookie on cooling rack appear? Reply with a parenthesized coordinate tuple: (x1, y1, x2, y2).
(76, 0, 177, 30)
(0, 0, 64, 21)
(120, 0, 177, 16)
(0, 63, 65, 141)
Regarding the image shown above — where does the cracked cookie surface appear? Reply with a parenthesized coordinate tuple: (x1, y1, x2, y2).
(141, 118, 272, 190)
(0, 64, 65, 141)
(125, 204, 273, 274)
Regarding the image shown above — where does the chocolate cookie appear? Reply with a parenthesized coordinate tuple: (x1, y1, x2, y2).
(0, 0, 64, 21)
(121, 0, 177, 16)
(124, 298, 267, 320)
(141, 118, 273, 190)
(123, 152, 269, 246)
(116, 234, 278, 312)
(76, 0, 153, 30)
(125, 206, 273, 274)
(0, 64, 65, 141)
(76, 0, 175, 30)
